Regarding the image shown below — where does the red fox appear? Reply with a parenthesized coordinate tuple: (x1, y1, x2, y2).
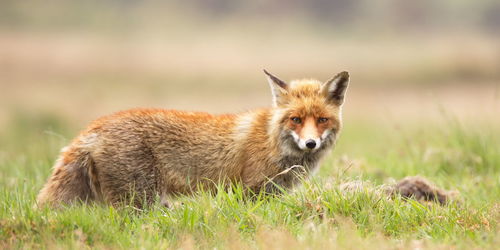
(36, 70, 349, 207)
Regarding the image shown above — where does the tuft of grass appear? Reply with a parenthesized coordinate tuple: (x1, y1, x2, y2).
(0, 114, 498, 249)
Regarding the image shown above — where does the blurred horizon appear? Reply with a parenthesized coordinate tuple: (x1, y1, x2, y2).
(2, 1, 500, 33)
(0, 0, 499, 131)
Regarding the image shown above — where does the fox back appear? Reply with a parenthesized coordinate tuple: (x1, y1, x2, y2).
(37, 70, 349, 207)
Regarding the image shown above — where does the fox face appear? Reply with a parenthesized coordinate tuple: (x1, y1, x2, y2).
(264, 70, 349, 155)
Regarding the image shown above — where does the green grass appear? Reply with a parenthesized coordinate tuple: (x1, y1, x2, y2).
(0, 114, 498, 249)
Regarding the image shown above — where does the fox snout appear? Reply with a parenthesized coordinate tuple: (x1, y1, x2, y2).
(288, 116, 324, 151)
(296, 136, 321, 151)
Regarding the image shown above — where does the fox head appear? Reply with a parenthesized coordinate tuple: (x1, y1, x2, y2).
(264, 70, 349, 155)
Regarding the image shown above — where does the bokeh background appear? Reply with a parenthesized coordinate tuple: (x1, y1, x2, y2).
(0, 0, 499, 157)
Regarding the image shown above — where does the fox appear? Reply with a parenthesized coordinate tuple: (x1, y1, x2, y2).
(36, 70, 349, 207)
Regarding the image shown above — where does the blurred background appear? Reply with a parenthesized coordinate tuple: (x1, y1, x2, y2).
(0, 0, 499, 153)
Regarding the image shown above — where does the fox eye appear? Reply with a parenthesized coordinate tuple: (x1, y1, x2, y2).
(318, 118, 329, 123)
(290, 117, 302, 124)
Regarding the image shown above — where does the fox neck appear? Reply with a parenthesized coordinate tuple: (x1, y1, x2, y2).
(235, 109, 336, 191)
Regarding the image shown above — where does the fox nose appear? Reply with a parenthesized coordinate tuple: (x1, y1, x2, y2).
(305, 139, 316, 149)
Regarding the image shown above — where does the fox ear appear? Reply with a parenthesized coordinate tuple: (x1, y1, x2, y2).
(321, 71, 349, 105)
(264, 69, 288, 107)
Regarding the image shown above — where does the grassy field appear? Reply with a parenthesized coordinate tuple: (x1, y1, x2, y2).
(1, 2, 499, 248)
(1, 112, 498, 249)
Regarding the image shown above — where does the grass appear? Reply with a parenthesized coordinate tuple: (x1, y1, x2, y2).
(0, 114, 499, 249)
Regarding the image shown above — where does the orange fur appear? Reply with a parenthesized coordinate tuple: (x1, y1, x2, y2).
(37, 71, 349, 207)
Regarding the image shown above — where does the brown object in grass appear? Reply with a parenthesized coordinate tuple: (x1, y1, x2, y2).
(389, 176, 457, 205)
